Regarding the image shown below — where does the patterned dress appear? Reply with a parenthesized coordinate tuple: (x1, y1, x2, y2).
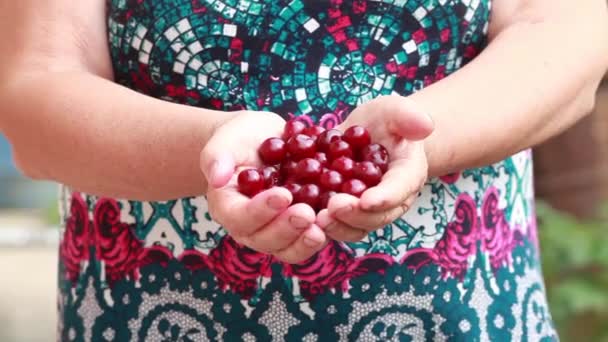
(57, 0, 558, 341)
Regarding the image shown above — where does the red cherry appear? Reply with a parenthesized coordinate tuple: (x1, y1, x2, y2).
(363, 150, 389, 173)
(287, 134, 317, 160)
(295, 158, 322, 183)
(302, 125, 326, 138)
(316, 129, 343, 152)
(237, 169, 265, 197)
(360, 143, 388, 159)
(341, 179, 367, 197)
(319, 191, 338, 210)
(319, 169, 343, 192)
(330, 157, 355, 178)
(314, 152, 329, 168)
(260, 166, 280, 188)
(328, 140, 354, 160)
(353, 161, 382, 187)
(280, 160, 298, 180)
(295, 184, 321, 209)
(258, 137, 286, 165)
(343, 125, 371, 150)
(283, 120, 307, 140)
(284, 182, 302, 198)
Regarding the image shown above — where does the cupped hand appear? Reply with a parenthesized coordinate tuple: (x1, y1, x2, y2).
(200, 111, 327, 263)
(316, 95, 434, 242)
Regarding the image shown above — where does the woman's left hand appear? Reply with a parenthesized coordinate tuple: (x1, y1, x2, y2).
(316, 95, 434, 242)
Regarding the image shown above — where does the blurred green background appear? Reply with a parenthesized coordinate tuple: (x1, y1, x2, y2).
(0, 78, 606, 341)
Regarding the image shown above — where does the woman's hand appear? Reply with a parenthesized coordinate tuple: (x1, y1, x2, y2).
(316, 96, 434, 242)
(200, 111, 327, 263)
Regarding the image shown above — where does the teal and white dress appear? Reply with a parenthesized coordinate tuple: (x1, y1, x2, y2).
(57, 0, 557, 340)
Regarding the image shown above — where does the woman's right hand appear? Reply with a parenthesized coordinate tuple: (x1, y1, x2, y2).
(200, 111, 327, 264)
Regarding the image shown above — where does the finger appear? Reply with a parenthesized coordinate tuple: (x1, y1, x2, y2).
(359, 151, 427, 211)
(332, 196, 417, 231)
(316, 209, 368, 243)
(273, 224, 327, 264)
(243, 203, 316, 254)
(326, 193, 360, 217)
(208, 185, 292, 236)
(375, 95, 434, 141)
(200, 141, 238, 189)
(199, 112, 284, 188)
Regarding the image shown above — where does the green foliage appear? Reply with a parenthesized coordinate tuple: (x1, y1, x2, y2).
(537, 201, 608, 342)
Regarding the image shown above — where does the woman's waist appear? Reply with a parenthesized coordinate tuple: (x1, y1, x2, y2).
(58, 152, 535, 261)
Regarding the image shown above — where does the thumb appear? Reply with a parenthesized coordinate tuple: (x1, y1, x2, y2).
(200, 141, 236, 189)
(378, 96, 434, 141)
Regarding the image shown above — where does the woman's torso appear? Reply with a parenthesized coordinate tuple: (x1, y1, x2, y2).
(57, 1, 557, 340)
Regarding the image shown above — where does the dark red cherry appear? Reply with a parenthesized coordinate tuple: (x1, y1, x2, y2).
(296, 184, 321, 209)
(260, 166, 280, 188)
(360, 143, 388, 160)
(343, 125, 371, 150)
(283, 120, 307, 140)
(287, 134, 317, 160)
(328, 140, 353, 160)
(319, 169, 343, 192)
(314, 152, 329, 168)
(295, 158, 322, 183)
(258, 137, 286, 165)
(280, 160, 298, 180)
(238, 169, 265, 197)
(302, 125, 326, 138)
(353, 161, 382, 187)
(284, 182, 302, 198)
(319, 191, 338, 210)
(330, 157, 355, 178)
(316, 129, 343, 152)
(363, 150, 390, 173)
(341, 179, 367, 197)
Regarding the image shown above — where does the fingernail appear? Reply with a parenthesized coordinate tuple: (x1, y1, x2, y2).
(209, 160, 218, 173)
(267, 195, 288, 210)
(303, 236, 321, 248)
(324, 222, 337, 233)
(290, 216, 309, 230)
(423, 112, 434, 129)
(208, 160, 220, 182)
(211, 158, 225, 177)
(337, 205, 353, 216)
(369, 203, 384, 211)
(316, 211, 331, 229)
(209, 156, 232, 188)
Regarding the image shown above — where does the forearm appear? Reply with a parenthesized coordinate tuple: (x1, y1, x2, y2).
(1, 71, 235, 200)
(414, 1, 608, 177)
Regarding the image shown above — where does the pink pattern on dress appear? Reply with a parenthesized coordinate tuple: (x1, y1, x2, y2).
(60, 187, 526, 295)
(61, 194, 145, 286)
(59, 193, 90, 284)
(140, 245, 175, 268)
(93, 199, 144, 285)
(439, 173, 460, 184)
(175, 238, 392, 300)
(480, 188, 523, 269)
(289, 103, 347, 130)
(402, 193, 478, 280)
(283, 241, 393, 300)
(402, 188, 524, 280)
(206, 237, 274, 299)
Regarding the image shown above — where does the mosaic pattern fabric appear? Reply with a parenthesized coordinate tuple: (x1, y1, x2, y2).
(56, 0, 558, 340)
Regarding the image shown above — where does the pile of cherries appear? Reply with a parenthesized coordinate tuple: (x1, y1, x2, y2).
(237, 120, 390, 212)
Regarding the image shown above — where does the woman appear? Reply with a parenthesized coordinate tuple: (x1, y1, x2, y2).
(1, 0, 606, 340)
